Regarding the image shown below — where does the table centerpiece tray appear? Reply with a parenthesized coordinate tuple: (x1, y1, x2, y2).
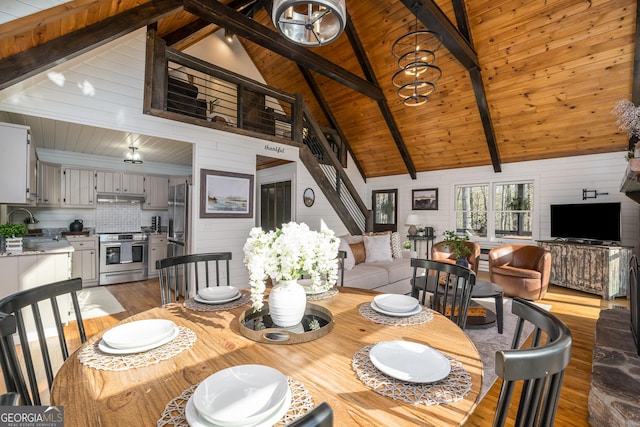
(239, 303, 334, 344)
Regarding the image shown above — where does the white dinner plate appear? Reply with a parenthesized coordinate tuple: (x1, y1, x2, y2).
(185, 387, 291, 427)
(369, 340, 451, 383)
(370, 301, 422, 317)
(102, 319, 177, 349)
(192, 365, 289, 426)
(194, 292, 241, 305)
(373, 294, 419, 313)
(198, 286, 240, 301)
(98, 326, 179, 355)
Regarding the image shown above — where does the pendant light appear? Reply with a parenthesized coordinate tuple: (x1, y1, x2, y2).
(124, 146, 143, 164)
(391, 8, 442, 106)
(272, 0, 346, 47)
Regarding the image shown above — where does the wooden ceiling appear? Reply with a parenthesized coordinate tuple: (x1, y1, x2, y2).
(0, 0, 636, 179)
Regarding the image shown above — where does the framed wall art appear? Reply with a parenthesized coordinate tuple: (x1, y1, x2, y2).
(200, 169, 254, 218)
(412, 188, 438, 210)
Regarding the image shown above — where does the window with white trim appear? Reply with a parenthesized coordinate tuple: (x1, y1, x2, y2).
(455, 181, 534, 240)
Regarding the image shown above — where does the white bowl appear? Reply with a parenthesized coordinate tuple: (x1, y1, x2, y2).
(102, 319, 177, 350)
(198, 286, 239, 301)
(373, 294, 419, 313)
(192, 364, 289, 426)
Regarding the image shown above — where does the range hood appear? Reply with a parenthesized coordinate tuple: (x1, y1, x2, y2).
(97, 193, 145, 203)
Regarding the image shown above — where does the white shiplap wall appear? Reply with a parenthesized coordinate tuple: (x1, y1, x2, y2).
(367, 152, 640, 262)
(0, 29, 352, 287)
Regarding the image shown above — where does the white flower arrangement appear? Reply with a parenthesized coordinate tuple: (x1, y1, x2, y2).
(612, 100, 640, 138)
(243, 222, 340, 310)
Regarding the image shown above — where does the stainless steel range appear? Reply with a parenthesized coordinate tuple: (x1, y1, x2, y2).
(99, 232, 148, 285)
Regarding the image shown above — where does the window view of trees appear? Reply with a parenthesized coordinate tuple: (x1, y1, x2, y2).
(455, 181, 533, 240)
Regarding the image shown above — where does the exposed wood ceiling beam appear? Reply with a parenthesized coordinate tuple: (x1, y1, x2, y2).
(399, 0, 478, 69)
(183, 0, 385, 101)
(0, 0, 183, 91)
(344, 16, 417, 179)
(298, 66, 368, 182)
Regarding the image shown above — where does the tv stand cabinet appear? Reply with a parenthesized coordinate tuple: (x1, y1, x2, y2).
(538, 241, 632, 300)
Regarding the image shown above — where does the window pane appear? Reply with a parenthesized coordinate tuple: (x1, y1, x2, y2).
(455, 185, 488, 237)
(495, 182, 533, 239)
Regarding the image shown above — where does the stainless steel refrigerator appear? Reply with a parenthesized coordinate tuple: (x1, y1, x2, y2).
(167, 176, 191, 258)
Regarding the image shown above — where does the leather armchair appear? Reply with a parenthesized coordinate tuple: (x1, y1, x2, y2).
(488, 244, 551, 300)
(431, 241, 481, 274)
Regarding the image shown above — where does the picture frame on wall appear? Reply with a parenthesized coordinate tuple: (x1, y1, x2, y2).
(200, 169, 254, 218)
(412, 188, 438, 210)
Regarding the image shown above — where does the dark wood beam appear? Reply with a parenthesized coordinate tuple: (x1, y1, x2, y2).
(298, 65, 368, 182)
(399, 0, 478, 70)
(345, 16, 417, 179)
(0, 0, 183, 91)
(469, 67, 501, 172)
(183, 0, 385, 101)
(450, 0, 472, 42)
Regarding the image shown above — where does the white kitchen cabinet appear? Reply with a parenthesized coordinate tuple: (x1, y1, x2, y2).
(62, 167, 95, 207)
(96, 171, 144, 195)
(0, 122, 36, 205)
(148, 234, 167, 278)
(67, 235, 99, 286)
(37, 161, 61, 206)
(143, 175, 169, 209)
(122, 173, 145, 195)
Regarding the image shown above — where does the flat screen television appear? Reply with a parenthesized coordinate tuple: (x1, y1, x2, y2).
(550, 202, 621, 243)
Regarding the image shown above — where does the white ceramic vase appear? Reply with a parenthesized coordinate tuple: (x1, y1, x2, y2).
(269, 279, 307, 327)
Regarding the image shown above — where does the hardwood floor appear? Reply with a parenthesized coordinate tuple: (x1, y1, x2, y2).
(52, 277, 630, 425)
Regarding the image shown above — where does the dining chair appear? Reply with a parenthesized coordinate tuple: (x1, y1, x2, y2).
(285, 402, 333, 427)
(493, 297, 572, 427)
(410, 259, 476, 328)
(0, 277, 86, 406)
(156, 252, 232, 305)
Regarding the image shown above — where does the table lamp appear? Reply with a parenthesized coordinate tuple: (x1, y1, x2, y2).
(406, 214, 420, 236)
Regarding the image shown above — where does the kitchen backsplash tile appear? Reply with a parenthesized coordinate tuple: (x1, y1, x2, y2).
(96, 203, 141, 233)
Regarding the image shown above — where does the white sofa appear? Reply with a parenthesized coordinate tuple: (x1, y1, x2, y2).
(338, 233, 413, 295)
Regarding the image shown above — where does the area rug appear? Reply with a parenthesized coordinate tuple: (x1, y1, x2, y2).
(465, 297, 551, 400)
(75, 287, 126, 320)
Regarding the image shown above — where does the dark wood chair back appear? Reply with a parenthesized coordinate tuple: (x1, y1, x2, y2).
(0, 278, 86, 405)
(285, 402, 333, 427)
(493, 298, 572, 427)
(410, 259, 476, 328)
(156, 252, 232, 306)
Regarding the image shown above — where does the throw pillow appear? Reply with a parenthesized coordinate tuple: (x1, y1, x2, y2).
(338, 238, 356, 270)
(349, 242, 366, 264)
(390, 232, 403, 259)
(363, 234, 393, 263)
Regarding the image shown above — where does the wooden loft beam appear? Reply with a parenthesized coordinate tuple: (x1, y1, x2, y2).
(183, 0, 385, 101)
(344, 16, 417, 179)
(0, 0, 183, 91)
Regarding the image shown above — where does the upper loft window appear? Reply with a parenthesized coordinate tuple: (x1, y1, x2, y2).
(455, 181, 534, 241)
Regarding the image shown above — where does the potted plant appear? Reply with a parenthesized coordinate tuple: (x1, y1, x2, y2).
(402, 240, 417, 258)
(23, 216, 39, 231)
(442, 230, 471, 267)
(0, 223, 27, 252)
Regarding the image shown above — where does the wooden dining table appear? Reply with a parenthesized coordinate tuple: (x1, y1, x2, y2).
(51, 287, 483, 426)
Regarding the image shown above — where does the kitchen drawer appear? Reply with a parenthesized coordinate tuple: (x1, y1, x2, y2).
(67, 236, 98, 250)
(149, 234, 167, 245)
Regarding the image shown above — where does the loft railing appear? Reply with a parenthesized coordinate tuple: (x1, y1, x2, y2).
(144, 30, 368, 234)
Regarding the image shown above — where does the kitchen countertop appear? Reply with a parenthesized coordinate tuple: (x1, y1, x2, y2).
(0, 237, 74, 257)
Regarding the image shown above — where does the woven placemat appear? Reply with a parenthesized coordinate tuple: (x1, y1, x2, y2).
(78, 326, 196, 371)
(306, 286, 339, 301)
(352, 344, 471, 406)
(157, 377, 314, 427)
(358, 302, 433, 326)
(183, 289, 251, 312)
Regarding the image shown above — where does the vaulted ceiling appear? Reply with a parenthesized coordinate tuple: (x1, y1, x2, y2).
(0, 0, 636, 179)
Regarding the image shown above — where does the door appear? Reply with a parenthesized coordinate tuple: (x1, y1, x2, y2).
(372, 189, 398, 233)
(260, 180, 291, 231)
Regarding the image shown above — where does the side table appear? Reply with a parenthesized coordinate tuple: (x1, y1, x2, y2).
(467, 280, 504, 334)
(407, 235, 435, 259)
